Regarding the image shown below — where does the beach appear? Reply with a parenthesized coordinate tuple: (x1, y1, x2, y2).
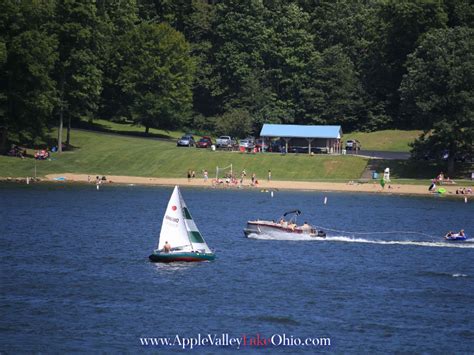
(41, 173, 471, 198)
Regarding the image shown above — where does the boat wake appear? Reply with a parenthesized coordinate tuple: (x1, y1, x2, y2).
(247, 233, 474, 249)
(325, 236, 474, 249)
(247, 232, 319, 241)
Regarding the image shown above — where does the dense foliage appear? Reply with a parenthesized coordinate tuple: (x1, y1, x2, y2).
(0, 0, 472, 166)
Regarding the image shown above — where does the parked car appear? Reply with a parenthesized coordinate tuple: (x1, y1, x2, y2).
(177, 135, 195, 147)
(345, 139, 361, 150)
(196, 136, 213, 148)
(270, 140, 284, 152)
(255, 138, 270, 152)
(216, 135, 236, 148)
(239, 139, 255, 149)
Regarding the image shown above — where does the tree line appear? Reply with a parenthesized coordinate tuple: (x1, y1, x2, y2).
(0, 0, 472, 166)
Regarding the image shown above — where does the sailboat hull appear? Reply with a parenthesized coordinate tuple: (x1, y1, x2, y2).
(149, 252, 216, 263)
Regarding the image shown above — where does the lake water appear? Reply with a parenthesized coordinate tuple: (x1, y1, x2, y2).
(1, 184, 473, 353)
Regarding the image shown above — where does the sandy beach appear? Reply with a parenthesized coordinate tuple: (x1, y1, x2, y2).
(41, 173, 472, 198)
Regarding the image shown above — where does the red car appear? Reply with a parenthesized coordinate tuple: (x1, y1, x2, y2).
(196, 136, 213, 148)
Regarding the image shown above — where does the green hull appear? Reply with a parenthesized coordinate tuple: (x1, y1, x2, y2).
(149, 252, 215, 263)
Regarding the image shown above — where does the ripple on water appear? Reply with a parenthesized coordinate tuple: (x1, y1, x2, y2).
(251, 315, 301, 326)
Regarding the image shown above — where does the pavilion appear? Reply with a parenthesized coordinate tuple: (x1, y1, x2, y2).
(260, 123, 343, 154)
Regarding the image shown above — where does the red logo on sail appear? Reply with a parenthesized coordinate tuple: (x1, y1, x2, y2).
(171, 206, 177, 211)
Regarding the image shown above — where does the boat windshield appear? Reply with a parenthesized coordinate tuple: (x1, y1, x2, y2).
(281, 210, 302, 223)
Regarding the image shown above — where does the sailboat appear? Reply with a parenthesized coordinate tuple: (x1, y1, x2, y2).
(149, 186, 216, 262)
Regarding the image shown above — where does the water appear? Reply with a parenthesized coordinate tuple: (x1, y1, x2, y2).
(1, 184, 473, 352)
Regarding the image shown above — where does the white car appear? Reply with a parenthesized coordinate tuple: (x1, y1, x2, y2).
(239, 139, 255, 149)
(345, 139, 361, 150)
(177, 135, 195, 147)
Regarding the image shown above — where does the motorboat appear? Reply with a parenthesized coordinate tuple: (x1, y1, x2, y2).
(244, 210, 326, 238)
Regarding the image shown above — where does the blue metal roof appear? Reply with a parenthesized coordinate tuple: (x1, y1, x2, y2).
(260, 124, 342, 139)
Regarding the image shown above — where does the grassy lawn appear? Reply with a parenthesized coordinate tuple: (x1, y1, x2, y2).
(78, 119, 186, 140)
(0, 129, 368, 181)
(344, 130, 422, 152)
(80, 121, 421, 153)
(370, 159, 473, 182)
(76, 120, 421, 153)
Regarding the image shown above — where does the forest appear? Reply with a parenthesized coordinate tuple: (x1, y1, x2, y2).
(0, 0, 472, 166)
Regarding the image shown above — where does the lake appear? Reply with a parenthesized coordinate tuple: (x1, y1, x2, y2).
(1, 184, 473, 352)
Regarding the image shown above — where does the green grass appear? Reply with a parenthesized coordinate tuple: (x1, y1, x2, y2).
(344, 130, 422, 152)
(0, 129, 369, 181)
(78, 119, 186, 140)
(3, 128, 469, 183)
(370, 159, 473, 182)
(78, 121, 421, 152)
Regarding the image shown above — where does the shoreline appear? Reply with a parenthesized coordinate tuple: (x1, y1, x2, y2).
(1, 173, 471, 199)
(15, 173, 466, 198)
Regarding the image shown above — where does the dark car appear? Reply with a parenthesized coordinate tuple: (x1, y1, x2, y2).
(177, 135, 195, 147)
(196, 136, 213, 148)
(270, 139, 286, 152)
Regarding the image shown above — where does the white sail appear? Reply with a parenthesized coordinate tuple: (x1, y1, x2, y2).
(179, 188, 213, 254)
(157, 186, 193, 252)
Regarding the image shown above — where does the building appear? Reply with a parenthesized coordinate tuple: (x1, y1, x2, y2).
(260, 123, 343, 154)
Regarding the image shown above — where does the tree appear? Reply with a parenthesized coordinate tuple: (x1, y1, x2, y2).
(210, 0, 268, 112)
(97, 0, 139, 121)
(54, 0, 103, 151)
(0, 38, 7, 152)
(364, 1, 448, 125)
(0, 0, 57, 151)
(214, 109, 252, 138)
(262, 2, 316, 126)
(119, 22, 195, 133)
(298, 45, 364, 130)
(400, 27, 474, 174)
(304, 0, 375, 69)
(7, 30, 58, 142)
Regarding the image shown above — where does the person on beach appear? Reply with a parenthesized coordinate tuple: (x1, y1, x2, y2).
(187, 170, 191, 181)
(436, 172, 444, 182)
(251, 173, 256, 186)
(428, 181, 436, 192)
(268, 170, 272, 182)
(192, 170, 196, 179)
(203, 170, 208, 182)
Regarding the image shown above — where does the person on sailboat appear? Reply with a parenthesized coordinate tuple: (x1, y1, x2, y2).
(459, 229, 465, 237)
(163, 241, 171, 253)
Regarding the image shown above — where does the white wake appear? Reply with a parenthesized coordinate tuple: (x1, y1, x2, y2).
(247, 233, 474, 249)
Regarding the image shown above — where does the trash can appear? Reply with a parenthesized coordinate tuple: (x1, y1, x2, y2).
(372, 172, 379, 179)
